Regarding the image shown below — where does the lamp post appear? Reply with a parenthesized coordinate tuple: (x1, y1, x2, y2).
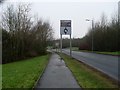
(86, 19, 94, 52)
(118, 1, 120, 24)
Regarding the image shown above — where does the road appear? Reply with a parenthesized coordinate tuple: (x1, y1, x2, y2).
(62, 49, 119, 81)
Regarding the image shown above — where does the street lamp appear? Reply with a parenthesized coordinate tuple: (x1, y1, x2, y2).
(86, 19, 94, 52)
(118, 1, 120, 24)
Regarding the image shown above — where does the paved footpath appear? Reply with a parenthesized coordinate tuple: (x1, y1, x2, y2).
(35, 53, 80, 88)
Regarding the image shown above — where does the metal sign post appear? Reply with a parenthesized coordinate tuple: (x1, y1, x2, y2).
(70, 34, 72, 56)
(60, 34, 62, 54)
(60, 20, 72, 57)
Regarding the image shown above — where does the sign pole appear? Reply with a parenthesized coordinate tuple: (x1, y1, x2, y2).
(70, 34, 72, 57)
(60, 34, 62, 54)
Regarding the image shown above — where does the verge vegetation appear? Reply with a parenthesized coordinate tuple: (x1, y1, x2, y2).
(2, 54, 50, 88)
(1, 4, 53, 64)
(59, 53, 118, 88)
(73, 48, 120, 56)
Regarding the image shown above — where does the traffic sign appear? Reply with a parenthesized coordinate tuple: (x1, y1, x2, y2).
(60, 20, 71, 35)
(60, 20, 72, 57)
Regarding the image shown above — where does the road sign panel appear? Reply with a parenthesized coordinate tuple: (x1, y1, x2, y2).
(60, 27, 71, 35)
(60, 20, 71, 35)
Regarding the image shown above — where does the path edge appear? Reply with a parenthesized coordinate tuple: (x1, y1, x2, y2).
(32, 53, 52, 89)
(57, 52, 82, 88)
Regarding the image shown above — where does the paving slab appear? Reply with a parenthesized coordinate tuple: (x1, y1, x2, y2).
(35, 53, 80, 88)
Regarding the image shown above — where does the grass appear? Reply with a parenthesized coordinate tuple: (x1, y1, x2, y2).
(71, 47, 79, 51)
(95, 51, 120, 56)
(59, 53, 118, 88)
(71, 47, 120, 56)
(2, 54, 51, 89)
(0, 65, 1, 89)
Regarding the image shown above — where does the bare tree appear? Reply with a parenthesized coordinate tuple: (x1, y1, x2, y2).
(2, 4, 33, 63)
(2, 4, 53, 63)
(100, 13, 108, 29)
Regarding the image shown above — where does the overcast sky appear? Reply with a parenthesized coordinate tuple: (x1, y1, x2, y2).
(1, 0, 119, 39)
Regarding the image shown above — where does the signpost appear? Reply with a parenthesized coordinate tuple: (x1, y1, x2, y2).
(55, 42, 59, 52)
(60, 20, 72, 56)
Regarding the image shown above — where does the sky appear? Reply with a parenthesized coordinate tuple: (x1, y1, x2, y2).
(0, 0, 119, 39)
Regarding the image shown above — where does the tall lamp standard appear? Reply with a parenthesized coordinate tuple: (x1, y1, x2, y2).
(86, 19, 94, 52)
(118, 1, 120, 24)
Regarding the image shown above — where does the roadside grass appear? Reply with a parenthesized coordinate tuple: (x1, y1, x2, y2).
(2, 54, 51, 89)
(71, 47, 79, 51)
(95, 51, 120, 56)
(72, 47, 120, 56)
(59, 53, 118, 88)
(65, 47, 79, 51)
(0, 65, 1, 89)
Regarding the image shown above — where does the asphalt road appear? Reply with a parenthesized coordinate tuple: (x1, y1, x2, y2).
(62, 49, 119, 81)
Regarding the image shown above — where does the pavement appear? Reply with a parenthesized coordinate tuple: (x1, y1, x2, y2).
(35, 52, 80, 88)
(62, 49, 119, 81)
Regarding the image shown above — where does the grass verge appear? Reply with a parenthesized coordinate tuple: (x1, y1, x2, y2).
(70, 47, 120, 56)
(2, 54, 51, 89)
(0, 65, 1, 89)
(77, 49, 120, 56)
(59, 53, 118, 88)
(95, 51, 120, 56)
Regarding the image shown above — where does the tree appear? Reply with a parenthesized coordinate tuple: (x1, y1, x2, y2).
(31, 20, 53, 54)
(1, 4, 53, 63)
(79, 13, 119, 52)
